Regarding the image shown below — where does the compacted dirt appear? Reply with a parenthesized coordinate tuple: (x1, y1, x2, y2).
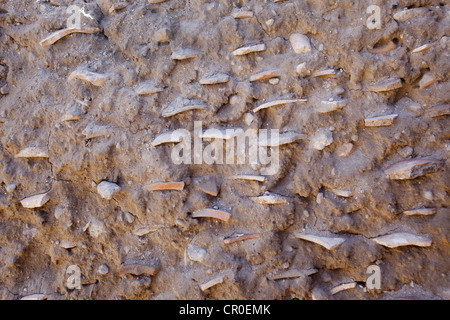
(0, 0, 448, 300)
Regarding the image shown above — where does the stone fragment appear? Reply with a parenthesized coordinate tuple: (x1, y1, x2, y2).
(364, 114, 398, 127)
(250, 69, 281, 82)
(162, 98, 208, 117)
(21, 193, 50, 208)
(232, 44, 266, 56)
(98, 264, 109, 275)
(144, 181, 185, 191)
(250, 192, 289, 205)
(294, 233, 346, 250)
(199, 73, 230, 85)
(253, 98, 307, 113)
(135, 81, 163, 95)
(367, 78, 402, 92)
(192, 176, 219, 196)
(227, 175, 266, 182)
(427, 104, 450, 118)
(296, 63, 310, 77)
(171, 48, 199, 60)
(289, 33, 312, 54)
(398, 146, 413, 158)
(119, 263, 160, 276)
(97, 181, 121, 200)
(192, 208, 231, 222)
(20, 294, 48, 300)
(267, 268, 318, 281)
(269, 78, 279, 85)
(40, 27, 100, 46)
(60, 240, 77, 249)
(0, 84, 9, 95)
(232, 9, 253, 19)
(330, 282, 357, 295)
(266, 19, 274, 27)
(369, 41, 397, 54)
(148, 0, 167, 3)
(258, 131, 307, 147)
(6, 184, 17, 193)
(311, 69, 336, 77)
(419, 72, 437, 89)
(393, 8, 428, 22)
(224, 233, 261, 244)
(336, 143, 354, 157)
(152, 130, 190, 147)
(384, 157, 443, 180)
(187, 243, 207, 262)
(16, 147, 49, 158)
(317, 99, 347, 113)
(68, 69, 108, 87)
(310, 128, 333, 150)
(372, 232, 432, 248)
(403, 208, 437, 216)
(154, 27, 170, 43)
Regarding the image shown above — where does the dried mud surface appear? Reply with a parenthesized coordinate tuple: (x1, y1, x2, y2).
(0, 0, 449, 300)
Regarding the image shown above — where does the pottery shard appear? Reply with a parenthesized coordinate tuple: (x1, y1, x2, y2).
(20, 294, 48, 300)
(135, 81, 163, 95)
(369, 41, 397, 54)
(192, 208, 231, 222)
(144, 181, 185, 191)
(289, 33, 312, 54)
(419, 72, 437, 89)
(148, 0, 167, 3)
(16, 147, 49, 158)
(68, 69, 108, 87)
(311, 69, 336, 77)
(97, 181, 121, 200)
(232, 10, 254, 19)
(427, 104, 450, 118)
(384, 157, 444, 180)
(40, 27, 100, 46)
(227, 175, 267, 182)
(250, 192, 289, 205)
(249, 69, 281, 82)
(192, 176, 219, 196)
(372, 232, 432, 248)
(253, 98, 307, 113)
(403, 208, 437, 216)
(162, 99, 208, 117)
(268, 268, 318, 281)
(364, 114, 398, 127)
(82, 123, 110, 139)
(200, 273, 226, 291)
(317, 99, 347, 113)
(258, 131, 307, 147)
(119, 263, 159, 276)
(294, 233, 345, 250)
(21, 193, 50, 208)
(367, 78, 402, 92)
(152, 130, 190, 147)
(199, 73, 230, 85)
(171, 48, 199, 60)
(224, 233, 260, 244)
(232, 43, 266, 56)
(330, 282, 357, 295)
